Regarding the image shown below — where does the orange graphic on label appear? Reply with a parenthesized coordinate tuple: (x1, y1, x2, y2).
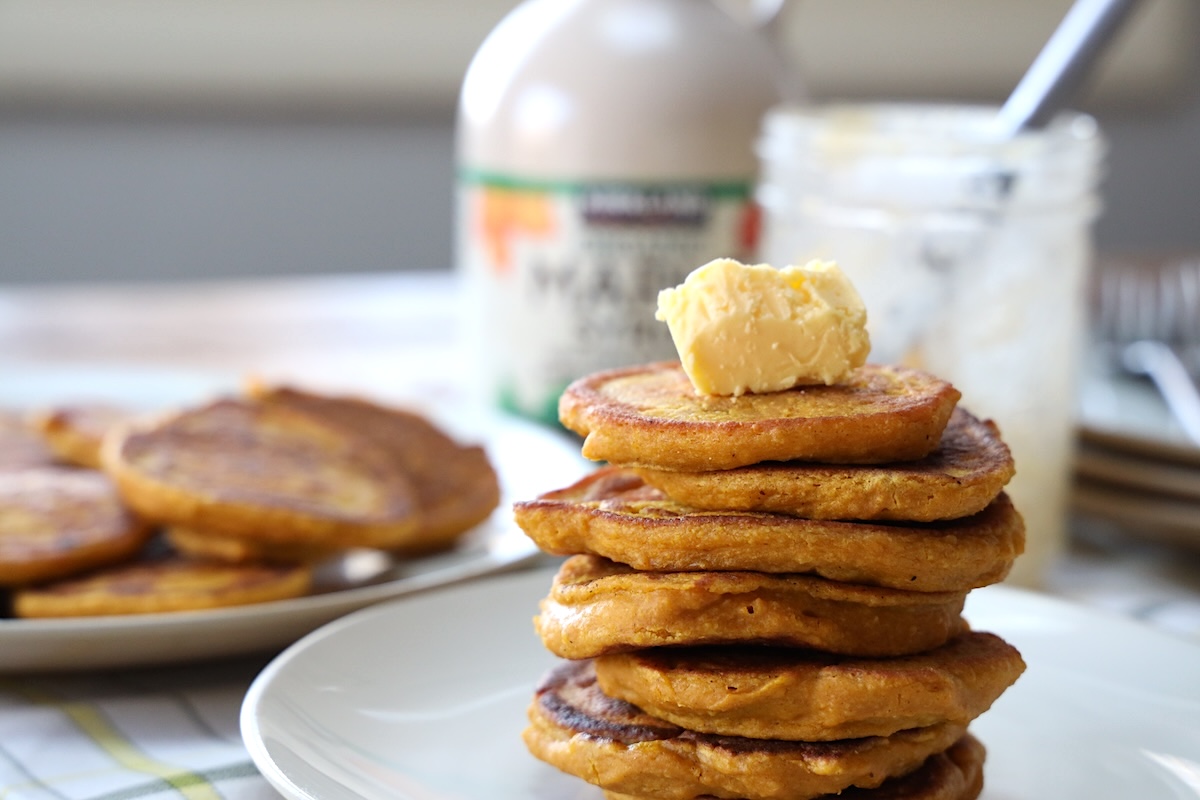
(474, 187, 556, 275)
(738, 202, 762, 259)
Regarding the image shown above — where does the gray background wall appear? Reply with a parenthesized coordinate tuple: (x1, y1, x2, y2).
(0, 0, 1195, 285)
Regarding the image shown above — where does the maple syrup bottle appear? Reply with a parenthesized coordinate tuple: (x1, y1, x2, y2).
(456, 0, 784, 423)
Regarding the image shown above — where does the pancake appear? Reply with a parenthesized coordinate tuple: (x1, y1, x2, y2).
(0, 410, 59, 472)
(101, 398, 422, 550)
(0, 468, 153, 586)
(515, 467, 1023, 591)
(593, 632, 1024, 741)
(558, 362, 960, 471)
(165, 526, 342, 565)
(523, 658, 968, 800)
(601, 735, 985, 800)
(12, 557, 312, 617)
(32, 403, 134, 470)
(536, 555, 968, 659)
(831, 735, 984, 800)
(249, 386, 501, 551)
(635, 408, 1013, 521)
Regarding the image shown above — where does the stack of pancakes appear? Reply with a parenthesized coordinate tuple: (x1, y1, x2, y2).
(515, 360, 1026, 800)
(0, 387, 498, 618)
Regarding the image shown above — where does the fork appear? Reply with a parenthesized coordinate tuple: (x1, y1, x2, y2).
(1092, 258, 1200, 445)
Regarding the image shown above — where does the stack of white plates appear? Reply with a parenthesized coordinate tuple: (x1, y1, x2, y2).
(1074, 349, 1200, 550)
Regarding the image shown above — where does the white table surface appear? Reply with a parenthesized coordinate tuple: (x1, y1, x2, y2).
(1, 269, 1198, 800)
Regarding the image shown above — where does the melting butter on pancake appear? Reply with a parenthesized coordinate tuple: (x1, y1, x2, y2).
(655, 258, 871, 395)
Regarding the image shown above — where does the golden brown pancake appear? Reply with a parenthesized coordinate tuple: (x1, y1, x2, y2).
(101, 398, 421, 550)
(593, 633, 1024, 741)
(558, 362, 960, 470)
(523, 658, 968, 800)
(32, 404, 134, 470)
(12, 557, 312, 617)
(249, 386, 501, 551)
(515, 467, 1023, 591)
(165, 526, 342, 565)
(601, 734, 985, 800)
(536, 555, 968, 659)
(0, 468, 152, 586)
(0, 410, 59, 472)
(836, 735, 984, 800)
(635, 408, 1014, 521)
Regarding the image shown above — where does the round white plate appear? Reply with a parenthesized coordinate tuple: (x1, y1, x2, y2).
(242, 569, 1200, 800)
(1077, 350, 1200, 466)
(1075, 443, 1200, 501)
(0, 363, 588, 673)
(1073, 478, 1200, 551)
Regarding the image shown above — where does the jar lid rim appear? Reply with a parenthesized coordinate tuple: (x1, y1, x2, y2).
(759, 102, 1103, 158)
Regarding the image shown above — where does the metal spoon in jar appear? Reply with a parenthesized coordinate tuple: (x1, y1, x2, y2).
(994, 0, 1141, 137)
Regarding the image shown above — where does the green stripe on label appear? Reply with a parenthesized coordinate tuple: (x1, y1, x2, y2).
(458, 169, 753, 198)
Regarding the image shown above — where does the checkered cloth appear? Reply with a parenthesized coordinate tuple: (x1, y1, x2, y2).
(0, 658, 277, 800)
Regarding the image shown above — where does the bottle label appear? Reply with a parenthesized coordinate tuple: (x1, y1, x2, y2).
(458, 170, 760, 424)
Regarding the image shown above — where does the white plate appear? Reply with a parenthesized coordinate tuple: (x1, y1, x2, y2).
(1073, 478, 1200, 551)
(0, 363, 588, 673)
(1077, 349, 1200, 466)
(242, 569, 1200, 800)
(1075, 443, 1200, 501)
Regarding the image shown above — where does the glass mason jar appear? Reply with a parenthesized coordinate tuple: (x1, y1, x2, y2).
(757, 103, 1106, 588)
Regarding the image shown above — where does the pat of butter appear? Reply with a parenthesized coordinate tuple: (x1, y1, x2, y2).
(655, 258, 870, 396)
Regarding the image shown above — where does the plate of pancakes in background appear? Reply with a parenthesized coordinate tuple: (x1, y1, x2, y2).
(0, 364, 587, 673)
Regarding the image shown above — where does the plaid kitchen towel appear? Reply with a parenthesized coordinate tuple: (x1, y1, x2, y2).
(0, 658, 279, 800)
